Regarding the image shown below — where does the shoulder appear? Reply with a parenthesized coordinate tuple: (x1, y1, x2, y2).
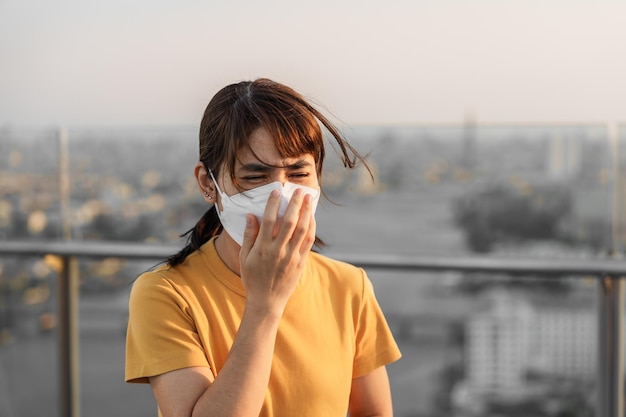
(132, 249, 206, 293)
(132, 264, 176, 291)
(129, 264, 189, 309)
(128, 263, 205, 330)
(306, 251, 368, 292)
(308, 251, 363, 274)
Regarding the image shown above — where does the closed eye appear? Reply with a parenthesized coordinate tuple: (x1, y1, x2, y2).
(240, 175, 268, 186)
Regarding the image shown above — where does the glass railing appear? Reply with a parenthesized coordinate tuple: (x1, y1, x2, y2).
(1, 240, 625, 417)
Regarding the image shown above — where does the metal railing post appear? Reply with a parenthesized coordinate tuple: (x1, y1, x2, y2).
(598, 275, 624, 417)
(58, 255, 80, 417)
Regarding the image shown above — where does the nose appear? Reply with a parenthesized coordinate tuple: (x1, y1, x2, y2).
(270, 170, 289, 185)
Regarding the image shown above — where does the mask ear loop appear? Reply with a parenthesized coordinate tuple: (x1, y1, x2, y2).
(208, 168, 225, 197)
(207, 168, 227, 221)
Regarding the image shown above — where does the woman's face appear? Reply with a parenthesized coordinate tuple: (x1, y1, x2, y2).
(217, 127, 319, 198)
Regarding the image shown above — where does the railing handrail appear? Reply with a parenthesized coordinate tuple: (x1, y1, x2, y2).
(1, 239, 626, 276)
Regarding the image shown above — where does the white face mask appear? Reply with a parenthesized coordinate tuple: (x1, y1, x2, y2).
(209, 170, 320, 245)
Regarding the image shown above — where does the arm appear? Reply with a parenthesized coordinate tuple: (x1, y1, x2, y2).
(149, 189, 316, 417)
(149, 304, 281, 417)
(348, 366, 394, 417)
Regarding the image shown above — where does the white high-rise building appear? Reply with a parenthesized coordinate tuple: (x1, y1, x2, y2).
(530, 310, 596, 377)
(465, 290, 595, 398)
(466, 290, 534, 397)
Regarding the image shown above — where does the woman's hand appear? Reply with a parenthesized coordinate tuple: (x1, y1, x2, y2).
(238, 188, 316, 316)
(150, 189, 316, 417)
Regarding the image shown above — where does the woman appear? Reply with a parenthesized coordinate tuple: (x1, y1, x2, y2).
(125, 78, 401, 416)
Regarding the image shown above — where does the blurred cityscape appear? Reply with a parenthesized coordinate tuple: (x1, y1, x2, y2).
(0, 122, 623, 416)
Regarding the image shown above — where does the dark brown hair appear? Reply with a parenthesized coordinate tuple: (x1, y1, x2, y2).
(167, 78, 368, 266)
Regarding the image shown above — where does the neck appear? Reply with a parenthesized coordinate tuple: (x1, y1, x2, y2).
(214, 233, 242, 276)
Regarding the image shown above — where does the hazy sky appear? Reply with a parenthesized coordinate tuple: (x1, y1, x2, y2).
(1, 0, 625, 127)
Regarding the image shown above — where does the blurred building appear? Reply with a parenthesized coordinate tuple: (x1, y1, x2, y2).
(548, 135, 583, 179)
(530, 309, 595, 377)
(463, 290, 595, 401)
(465, 290, 535, 398)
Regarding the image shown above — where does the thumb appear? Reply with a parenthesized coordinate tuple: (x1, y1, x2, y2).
(239, 214, 259, 256)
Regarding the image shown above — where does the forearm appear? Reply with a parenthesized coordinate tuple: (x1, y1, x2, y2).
(348, 367, 394, 417)
(192, 304, 281, 417)
(185, 189, 313, 416)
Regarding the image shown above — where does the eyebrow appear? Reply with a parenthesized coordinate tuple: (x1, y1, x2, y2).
(238, 159, 312, 173)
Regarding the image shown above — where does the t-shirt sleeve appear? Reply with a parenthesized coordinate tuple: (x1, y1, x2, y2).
(125, 271, 210, 384)
(352, 269, 402, 378)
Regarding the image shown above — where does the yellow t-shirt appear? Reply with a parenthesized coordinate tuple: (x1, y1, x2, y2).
(125, 238, 401, 416)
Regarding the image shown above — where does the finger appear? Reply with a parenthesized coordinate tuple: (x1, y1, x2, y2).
(239, 214, 259, 258)
(275, 188, 306, 243)
(258, 189, 282, 241)
(299, 213, 316, 256)
(288, 193, 314, 251)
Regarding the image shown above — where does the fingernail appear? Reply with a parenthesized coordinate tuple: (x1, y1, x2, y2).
(270, 189, 280, 198)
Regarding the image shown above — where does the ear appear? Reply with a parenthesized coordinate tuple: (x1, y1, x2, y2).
(194, 162, 216, 203)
